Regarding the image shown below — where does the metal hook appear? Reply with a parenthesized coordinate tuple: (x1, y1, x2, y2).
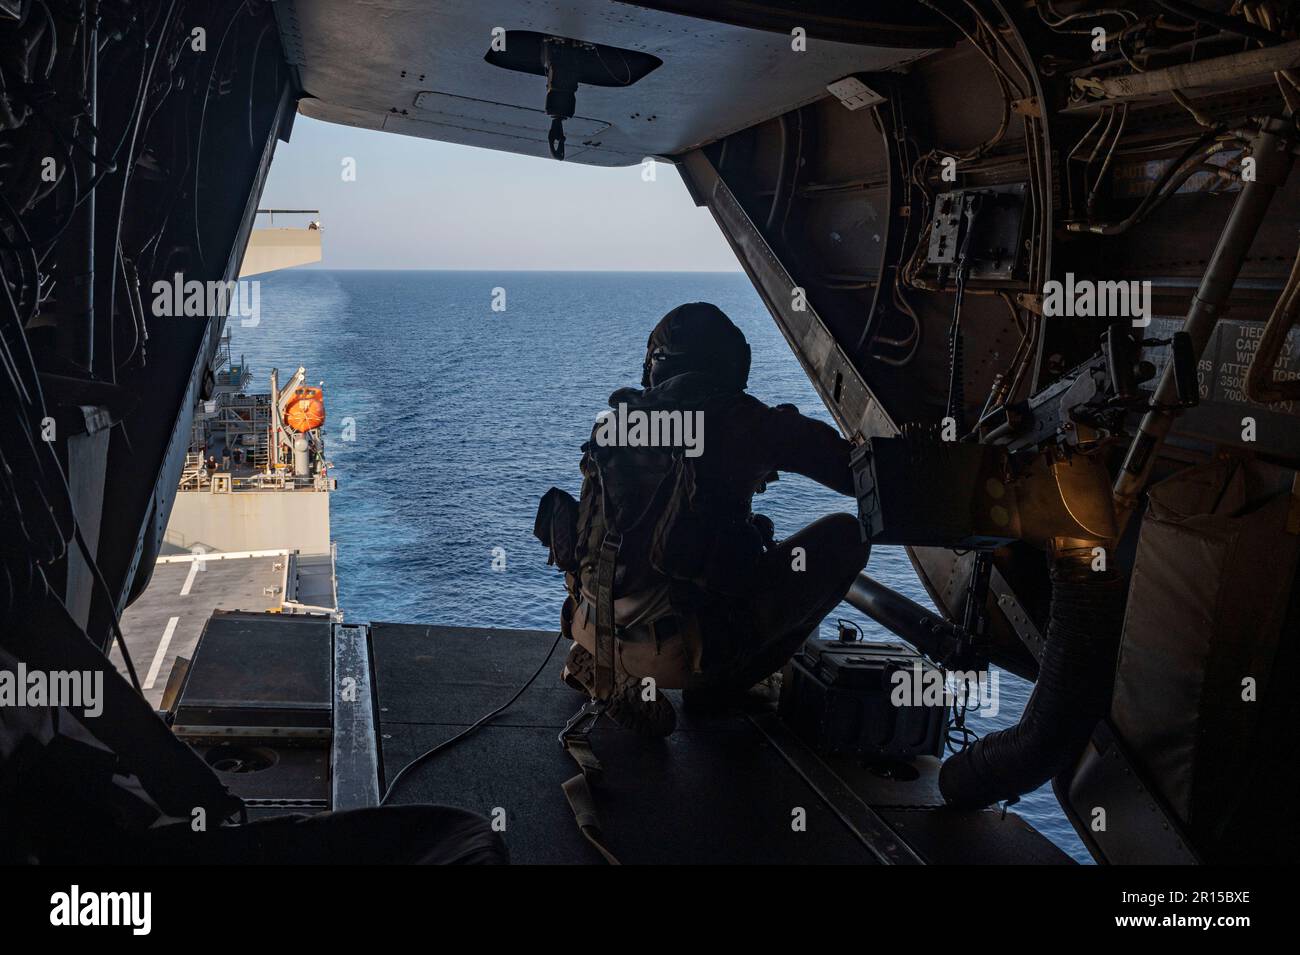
(548, 116, 566, 161)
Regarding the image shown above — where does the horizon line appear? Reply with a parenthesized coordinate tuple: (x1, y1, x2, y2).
(276, 266, 746, 274)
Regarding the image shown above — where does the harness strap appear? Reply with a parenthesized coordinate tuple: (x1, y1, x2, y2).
(558, 699, 621, 865)
(561, 772, 621, 865)
(562, 734, 603, 779)
(593, 531, 621, 700)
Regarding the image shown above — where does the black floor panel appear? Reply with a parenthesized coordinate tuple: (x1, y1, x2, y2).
(371, 622, 877, 864)
(368, 621, 1072, 864)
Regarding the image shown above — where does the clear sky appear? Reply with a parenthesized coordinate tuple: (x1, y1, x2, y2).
(258, 115, 740, 271)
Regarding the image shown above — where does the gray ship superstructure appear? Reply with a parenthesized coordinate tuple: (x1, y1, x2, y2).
(115, 331, 338, 710)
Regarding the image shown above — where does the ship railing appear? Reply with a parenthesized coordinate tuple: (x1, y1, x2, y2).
(217, 395, 265, 414)
(256, 207, 321, 227)
(280, 600, 343, 621)
(179, 452, 208, 490)
(215, 368, 253, 389)
(176, 463, 328, 493)
(199, 472, 326, 492)
(213, 333, 230, 371)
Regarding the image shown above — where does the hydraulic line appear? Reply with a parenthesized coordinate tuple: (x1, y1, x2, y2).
(56, 0, 98, 374)
(1066, 130, 1224, 235)
(765, 112, 789, 235)
(1153, 0, 1281, 45)
(1087, 103, 1128, 217)
(945, 195, 983, 433)
(1114, 118, 1296, 528)
(946, 279, 967, 431)
(1244, 242, 1300, 403)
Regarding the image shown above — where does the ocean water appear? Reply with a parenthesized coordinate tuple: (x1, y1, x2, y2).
(234, 269, 1089, 862)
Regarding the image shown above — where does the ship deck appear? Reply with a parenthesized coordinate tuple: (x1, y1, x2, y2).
(115, 553, 290, 707)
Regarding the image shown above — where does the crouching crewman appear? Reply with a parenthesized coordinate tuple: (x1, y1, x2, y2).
(535, 302, 870, 736)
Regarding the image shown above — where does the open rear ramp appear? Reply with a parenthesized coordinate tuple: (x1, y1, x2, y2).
(369, 622, 1072, 864)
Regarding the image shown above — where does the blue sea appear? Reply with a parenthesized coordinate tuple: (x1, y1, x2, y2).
(234, 269, 1089, 862)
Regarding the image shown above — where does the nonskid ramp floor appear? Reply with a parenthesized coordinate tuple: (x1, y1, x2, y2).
(369, 623, 882, 864)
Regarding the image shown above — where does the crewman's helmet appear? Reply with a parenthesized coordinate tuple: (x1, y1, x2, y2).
(641, 302, 751, 390)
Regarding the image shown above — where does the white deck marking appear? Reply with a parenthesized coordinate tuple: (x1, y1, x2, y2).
(156, 548, 290, 564)
(144, 616, 180, 690)
(179, 559, 202, 596)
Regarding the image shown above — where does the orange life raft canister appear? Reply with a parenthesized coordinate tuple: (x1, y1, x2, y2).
(284, 386, 325, 432)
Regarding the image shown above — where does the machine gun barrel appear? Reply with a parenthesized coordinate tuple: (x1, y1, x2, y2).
(844, 572, 962, 663)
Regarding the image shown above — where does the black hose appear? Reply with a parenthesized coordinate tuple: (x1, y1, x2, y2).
(1152, 1, 1280, 45)
(1068, 131, 1225, 235)
(765, 112, 789, 234)
(938, 555, 1125, 809)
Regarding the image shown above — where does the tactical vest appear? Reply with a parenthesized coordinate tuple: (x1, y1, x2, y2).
(535, 391, 768, 696)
